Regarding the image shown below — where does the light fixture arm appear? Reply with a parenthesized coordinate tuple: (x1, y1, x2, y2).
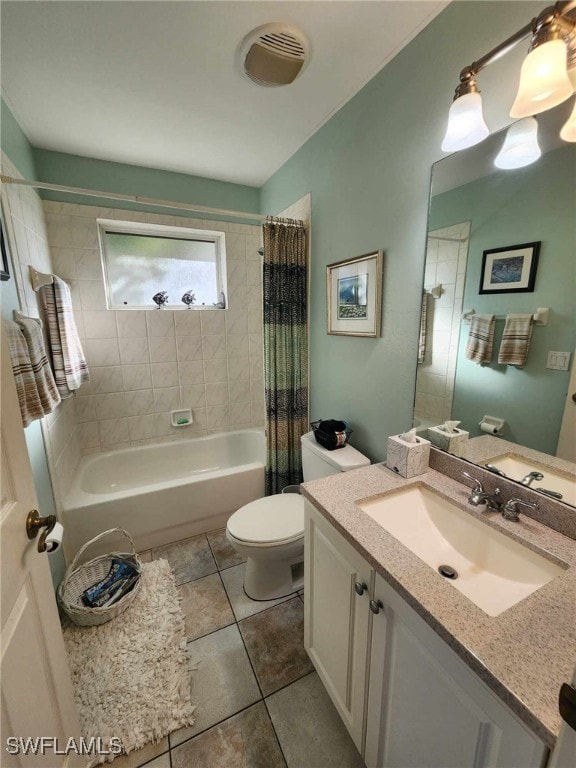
(451, 1, 576, 102)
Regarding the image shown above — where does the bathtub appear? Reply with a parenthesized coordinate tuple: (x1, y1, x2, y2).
(62, 429, 265, 558)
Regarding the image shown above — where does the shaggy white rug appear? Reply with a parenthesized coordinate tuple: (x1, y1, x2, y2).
(63, 559, 195, 765)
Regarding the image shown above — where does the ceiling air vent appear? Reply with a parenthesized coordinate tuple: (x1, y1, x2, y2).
(240, 23, 310, 87)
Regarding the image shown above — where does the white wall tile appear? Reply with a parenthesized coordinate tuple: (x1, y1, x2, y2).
(200, 311, 225, 336)
(174, 311, 201, 336)
(79, 279, 107, 310)
(84, 338, 120, 367)
(180, 385, 206, 408)
(153, 387, 180, 413)
(203, 359, 227, 383)
(229, 380, 250, 403)
(83, 310, 118, 339)
(176, 336, 203, 361)
(246, 261, 262, 286)
(94, 392, 127, 420)
(205, 382, 229, 406)
(76, 396, 97, 423)
(202, 335, 227, 359)
(227, 334, 249, 358)
(178, 361, 205, 386)
(149, 336, 177, 363)
(89, 366, 124, 394)
(206, 405, 229, 430)
(151, 362, 179, 388)
(127, 414, 157, 441)
(225, 309, 248, 335)
(227, 357, 250, 381)
(146, 310, 174, 337)
(99, 418, 130, 447)
(79, 422, 100, 451)
(123, 364, 153, 391)
(119, 337, 150, 365)
(125, 389, 155, 417)
(76, 249, 103, 280)
(116, 310, 147, 337)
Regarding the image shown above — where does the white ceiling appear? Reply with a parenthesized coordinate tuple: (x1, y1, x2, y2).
(1, 1, 447, 187)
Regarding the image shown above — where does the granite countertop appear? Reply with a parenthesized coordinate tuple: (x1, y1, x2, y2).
(301, 463, 576, 748)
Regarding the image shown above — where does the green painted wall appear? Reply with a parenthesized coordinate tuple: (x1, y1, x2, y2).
(33, 148, 261, 222)
(0, 97, 37, 179)
(429, 145, 576, 454)
(260, 1, 543, 461)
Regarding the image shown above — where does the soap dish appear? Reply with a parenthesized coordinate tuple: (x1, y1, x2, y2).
(170, 409, 193, 427)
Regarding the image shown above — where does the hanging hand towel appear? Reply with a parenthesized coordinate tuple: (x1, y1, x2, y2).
(14, 312, 61, 417)
(498, 313, 534, 367)
(5, 320, 60, 427)
(40, 276, 90, 397)
(465, 314, 495, 364)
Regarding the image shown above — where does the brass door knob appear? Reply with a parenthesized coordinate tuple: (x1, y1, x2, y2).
(26, 510, 57, 553)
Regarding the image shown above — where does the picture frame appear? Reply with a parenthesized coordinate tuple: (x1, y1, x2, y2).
(479, 242, 540, 294)
(0, 215, 10, 282)
(327, 250, 383, 337)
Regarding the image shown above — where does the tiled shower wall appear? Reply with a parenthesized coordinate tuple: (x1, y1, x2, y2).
(414, 221, 470, 426)
(1, 155, 80, 506)
(43, 201, 265, 455)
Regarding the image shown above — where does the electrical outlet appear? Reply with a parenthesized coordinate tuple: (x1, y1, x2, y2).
(546, 351, 571, 371)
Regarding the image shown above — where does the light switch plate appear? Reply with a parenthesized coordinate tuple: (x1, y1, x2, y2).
(546, 351, 571, 371)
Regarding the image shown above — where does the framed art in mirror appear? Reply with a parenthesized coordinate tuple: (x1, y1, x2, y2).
(327, 250, 383, 337)
(479, 241, 540, 294)
(1, 216, 10, 282)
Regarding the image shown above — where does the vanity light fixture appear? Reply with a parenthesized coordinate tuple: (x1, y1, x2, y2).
(442, 1, 576, 154)
(494, 117, 542, 169)
(560, 97, 576, 138)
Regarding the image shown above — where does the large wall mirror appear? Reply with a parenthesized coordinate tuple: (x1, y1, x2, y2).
(415, 101, 576, 507)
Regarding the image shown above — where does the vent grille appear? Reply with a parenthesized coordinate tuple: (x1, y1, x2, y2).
(240, 23, 310, 87)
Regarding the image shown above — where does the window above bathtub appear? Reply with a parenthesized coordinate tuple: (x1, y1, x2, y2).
(97, 220, 227, 310)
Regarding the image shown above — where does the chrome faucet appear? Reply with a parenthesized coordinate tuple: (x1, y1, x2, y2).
(461, 471, 503, 510)
(501, 497, 539, 522)
(520, 471, 544, 487)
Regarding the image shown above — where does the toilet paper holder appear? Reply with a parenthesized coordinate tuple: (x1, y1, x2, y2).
(26, 509, 57, 553)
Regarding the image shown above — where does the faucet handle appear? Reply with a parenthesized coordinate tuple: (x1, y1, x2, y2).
(502, 497, 539, 522)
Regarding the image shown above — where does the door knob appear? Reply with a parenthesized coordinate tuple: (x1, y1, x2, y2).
(26, 510, 57, 553)
(354, 581, 367, 596)
(369, 599, 384, 615)
(572, 392, 576, 403)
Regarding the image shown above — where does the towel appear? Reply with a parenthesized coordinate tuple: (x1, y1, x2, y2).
(14, 312, 61, 415)
(498, 313, 534, 367)
(465, 314, 495, 364)
(40, 276, 90, 397)
(5, 319, 60, 426)
(417, 291, 428, 364)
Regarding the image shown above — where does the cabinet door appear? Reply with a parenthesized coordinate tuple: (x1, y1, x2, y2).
(368, 574, 546, 768)
(304, 501, 372, 751)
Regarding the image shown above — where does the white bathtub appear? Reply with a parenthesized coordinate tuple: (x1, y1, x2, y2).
(62, 429, 265, 558)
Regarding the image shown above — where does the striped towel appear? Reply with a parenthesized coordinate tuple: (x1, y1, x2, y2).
(498, 314, 534, 367)
(417, 291, 428, 364)
(40, 276, 90, 397)
(5, 320, 61, 426)
(465, 314, 495, 364)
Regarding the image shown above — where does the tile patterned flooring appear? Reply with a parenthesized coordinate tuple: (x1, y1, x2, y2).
(112, 529, 364, 768)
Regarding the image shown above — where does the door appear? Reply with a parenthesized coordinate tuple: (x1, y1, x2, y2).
(1, 327, 82, 767)
(304, 500, 372, 752)
(556, 351, 576, 461)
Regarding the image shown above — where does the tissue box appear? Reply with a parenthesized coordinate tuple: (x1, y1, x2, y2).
(427, 426, 469, 457)
(386, 434, 431, 478)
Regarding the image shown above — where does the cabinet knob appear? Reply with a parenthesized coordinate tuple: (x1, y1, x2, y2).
(354, 581, 367, 596)
(370, 599, 384, 615)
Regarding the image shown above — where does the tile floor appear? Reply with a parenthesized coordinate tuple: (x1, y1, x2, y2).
(112, 529, 364, 768)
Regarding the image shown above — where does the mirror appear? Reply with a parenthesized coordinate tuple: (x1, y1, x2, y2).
(415, 102, 576, 507)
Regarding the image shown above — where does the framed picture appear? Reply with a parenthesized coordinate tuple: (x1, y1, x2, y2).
(479, 242, 540, 294)
(0, 215, 10, 281)
(327, 250, 383, 337)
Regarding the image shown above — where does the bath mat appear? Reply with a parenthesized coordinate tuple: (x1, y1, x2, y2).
(63, 559, 196, 765)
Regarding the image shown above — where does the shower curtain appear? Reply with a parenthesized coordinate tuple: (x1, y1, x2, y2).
(263, 217, 308, 495)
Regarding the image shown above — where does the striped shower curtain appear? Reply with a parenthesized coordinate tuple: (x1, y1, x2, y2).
(263, 218, 308, 495)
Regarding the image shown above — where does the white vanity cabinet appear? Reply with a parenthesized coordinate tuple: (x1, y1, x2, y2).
(304, 501, 548, 768)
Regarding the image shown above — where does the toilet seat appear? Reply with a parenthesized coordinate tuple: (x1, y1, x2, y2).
(227, 494, 304, 546)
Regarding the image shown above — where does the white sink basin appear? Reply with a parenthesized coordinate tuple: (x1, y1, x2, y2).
(357, 485, 565, 616)
(484, 453, 576, 506)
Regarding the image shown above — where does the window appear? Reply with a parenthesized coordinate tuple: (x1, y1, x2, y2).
(98, 220, 227, 310)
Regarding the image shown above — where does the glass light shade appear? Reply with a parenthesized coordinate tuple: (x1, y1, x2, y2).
(560, 98, 576, 142)
(510, 39, 573, 118)
(441, 92, 489, 152)
(494, 117, 541, 169)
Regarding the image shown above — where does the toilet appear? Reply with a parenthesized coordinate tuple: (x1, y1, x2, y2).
(226, 430, 370, 600)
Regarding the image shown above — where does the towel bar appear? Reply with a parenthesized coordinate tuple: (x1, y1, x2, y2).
(29, 266, 54, 292)
(462, 307, 549, 326)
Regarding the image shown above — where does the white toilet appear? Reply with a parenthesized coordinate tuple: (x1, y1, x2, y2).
(226, 430, 370, 600)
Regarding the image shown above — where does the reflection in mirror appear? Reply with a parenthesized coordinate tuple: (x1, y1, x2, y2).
(415, 102, 576, 507)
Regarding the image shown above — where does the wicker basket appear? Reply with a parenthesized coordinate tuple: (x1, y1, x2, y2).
(58, 528, 142, 627)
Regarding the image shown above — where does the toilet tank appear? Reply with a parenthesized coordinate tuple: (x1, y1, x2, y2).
(301, 431, 370, 481)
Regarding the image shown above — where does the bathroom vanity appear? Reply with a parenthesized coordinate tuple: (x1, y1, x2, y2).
(302, 463, 576, 768)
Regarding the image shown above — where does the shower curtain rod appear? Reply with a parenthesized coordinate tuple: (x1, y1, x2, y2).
(0, 174, 268, 223)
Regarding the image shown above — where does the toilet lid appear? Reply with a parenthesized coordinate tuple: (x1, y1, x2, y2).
(227, 494, 305, 545)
